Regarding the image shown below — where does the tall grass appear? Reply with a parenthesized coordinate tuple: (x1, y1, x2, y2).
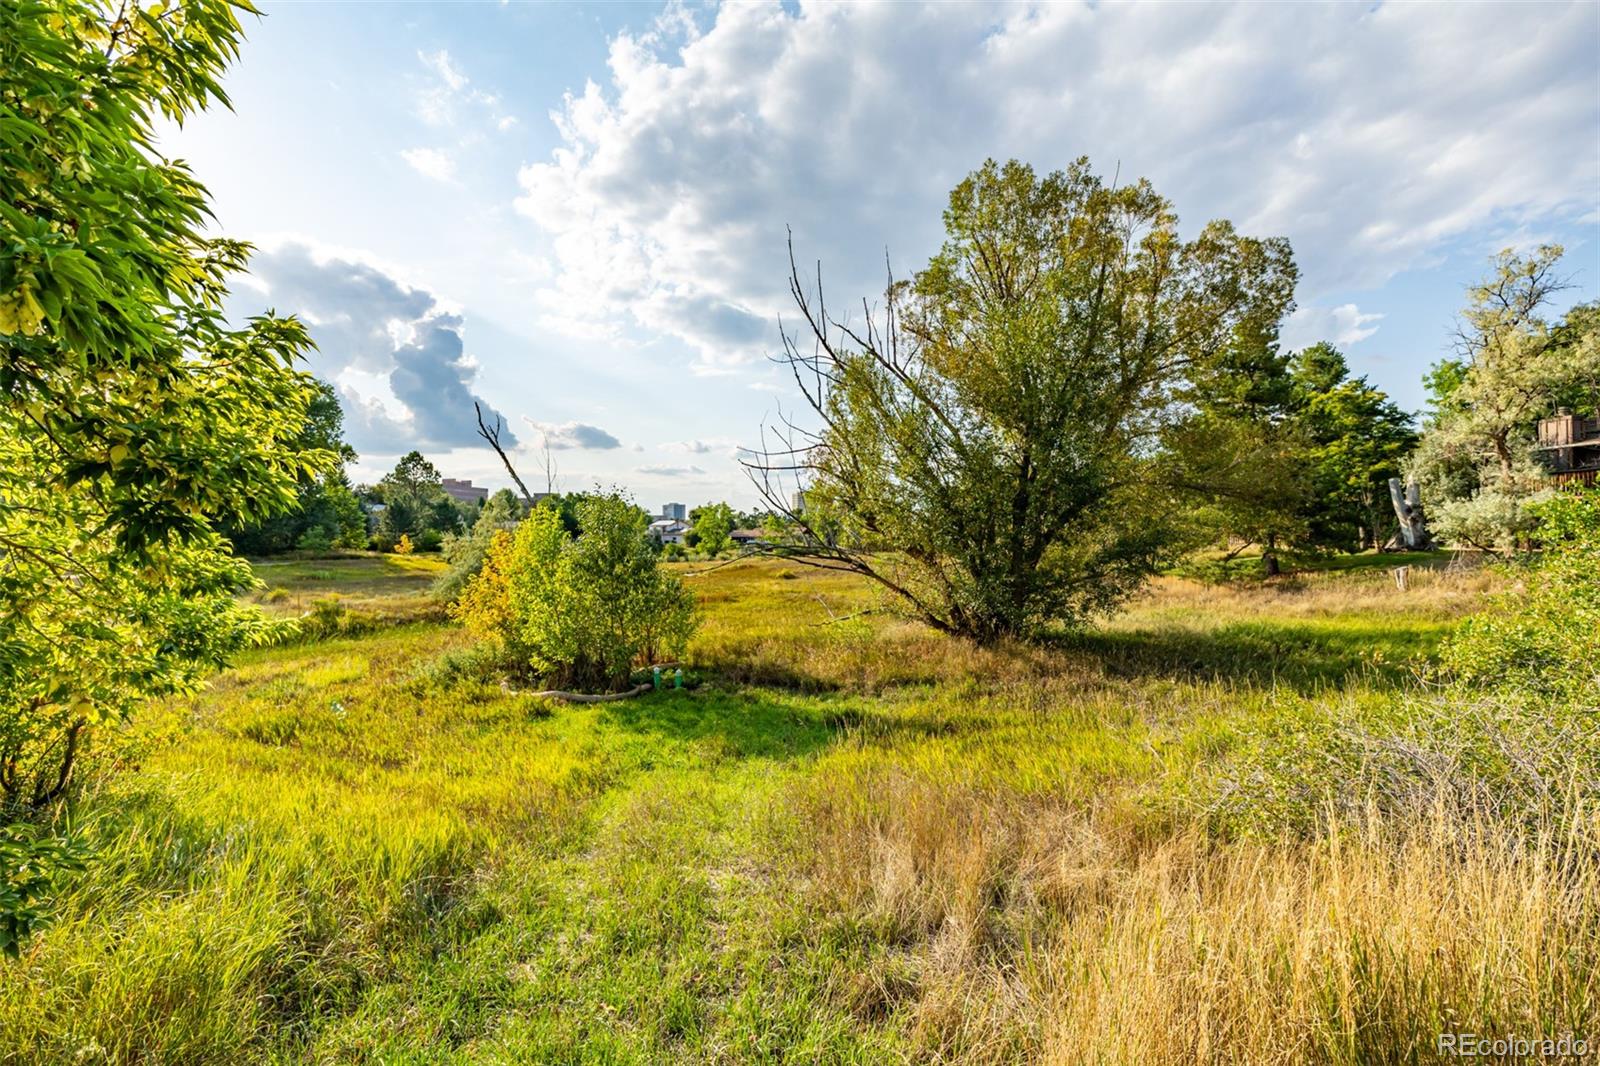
(798, 766, 1597, 1064)
(1, 554, 1591, 1063)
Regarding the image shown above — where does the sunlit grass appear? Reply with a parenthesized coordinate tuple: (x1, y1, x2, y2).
(1, 554, 1591, 1063)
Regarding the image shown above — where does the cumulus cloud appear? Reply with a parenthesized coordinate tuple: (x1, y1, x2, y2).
(400, 147, 457, 182)
(526, 420, 623, 450)
(515, 1, 1598, 372)
(240, 242, 514, 453)
(1283, 303, 1386, 351)
(637, 464, 707, 477)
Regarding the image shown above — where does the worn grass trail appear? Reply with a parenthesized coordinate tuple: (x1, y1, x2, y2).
(4, 554, 1591, 1064)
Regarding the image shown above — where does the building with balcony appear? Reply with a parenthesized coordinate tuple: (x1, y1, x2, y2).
(1536, 410, 1600, 486)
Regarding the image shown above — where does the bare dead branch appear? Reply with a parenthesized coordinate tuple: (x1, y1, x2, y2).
(475, 402, 535, 503)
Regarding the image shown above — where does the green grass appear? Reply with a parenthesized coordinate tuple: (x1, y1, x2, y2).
(2, 554, 1593, 1064)
(1169, 546, 1467, 583)
(248, 552, 448, 620)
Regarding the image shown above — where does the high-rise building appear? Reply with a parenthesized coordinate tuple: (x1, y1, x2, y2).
(662, 502, 687, 521)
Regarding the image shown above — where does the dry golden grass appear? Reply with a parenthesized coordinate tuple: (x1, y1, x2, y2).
(799, 768, 1599, 1065)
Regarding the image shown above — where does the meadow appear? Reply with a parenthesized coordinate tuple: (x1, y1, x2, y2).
(1, 553, 1594, 1064)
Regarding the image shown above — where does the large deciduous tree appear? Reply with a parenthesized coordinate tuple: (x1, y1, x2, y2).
(1, 0, 330, 944)
(1409, 247, 1600, 551)
(751, 158, 1296, 641)
(690, 502, 735, 557)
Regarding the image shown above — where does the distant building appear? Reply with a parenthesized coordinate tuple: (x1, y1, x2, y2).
(649, 518, 691, 545)
(730, 528, 767, 550)
(789, 490, 806, 514)
(1537, 410, 1600, 486)
(442, 478, 489, 504)
(662, 502, 687, 521)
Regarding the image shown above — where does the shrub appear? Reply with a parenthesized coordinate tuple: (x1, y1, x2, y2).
(434, 490, 523, 602)
(294, 525, 334, 553)
(1441, 488, 1600, 699)
(453, 494, 698, 691)
(414, 530, 443, 553)
(393, 534, 414, 555)
(368, 534, 395, 553)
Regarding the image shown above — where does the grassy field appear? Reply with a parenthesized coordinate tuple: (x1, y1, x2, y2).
(2, 554, 1593, 1064)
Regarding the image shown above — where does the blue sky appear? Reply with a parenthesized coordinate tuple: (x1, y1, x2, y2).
(163, 1, 1600, 508)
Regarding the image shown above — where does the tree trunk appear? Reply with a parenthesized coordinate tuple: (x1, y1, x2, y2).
(1388, 477, 1431, 549)
(1262, 532, 1280, 576)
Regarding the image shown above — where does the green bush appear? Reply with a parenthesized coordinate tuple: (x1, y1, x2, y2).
(434, 490, 523, 602)
(453, 493, 698, 691)
(1441, 488, 1600, 699)
(294, 525, 334, 552)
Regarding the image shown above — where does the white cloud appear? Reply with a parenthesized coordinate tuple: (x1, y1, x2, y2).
(1283, 303, 1385, 350)
(415, 48, 518, 132)
(525, 419, 623, 450)
(637, 463, 707, 477)
(420, 49, 468, 92)
(662, 437, 742, 457)
(401, 147, 457, 183)
(515, 1, 1598, 373)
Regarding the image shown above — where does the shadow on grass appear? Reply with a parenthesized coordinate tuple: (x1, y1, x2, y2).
(598, 689, 843, 760)
(1058, 618, 1442, 693)
(598, 688, 966, 761)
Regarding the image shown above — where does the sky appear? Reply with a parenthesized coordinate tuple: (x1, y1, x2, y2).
(161, 0, 1600, 510)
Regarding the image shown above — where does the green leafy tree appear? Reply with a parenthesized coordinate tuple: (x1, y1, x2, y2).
(453, 494, 697, 690)
(435, 488, 523, 601)
(1, 0, 329, 945)
(376, 450, 460, 540)
(1409, 247, 1600, 551)
(754, 158, 1296, 640)
(691, 502, 735, 557)
(1167, 324, 1311, 575)
(1291, 343, 1417, 551)
(230, 379, 362, 554)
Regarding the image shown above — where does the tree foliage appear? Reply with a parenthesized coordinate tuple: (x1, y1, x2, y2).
(1292, 344, 1417, 551)
(453, 494, 697, 691)
(1, 0, 328, 939)
(1442, 488, 1600, 700)
(375, 450, 461, 542)
(752, 158, 1296, 640)
(1409, 247, 1600, 551)
(435, 488, 523, 601)
(691, 502, 735, 557)
(1165, 322, 1310, 573)
(228, 379, 365, 554)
